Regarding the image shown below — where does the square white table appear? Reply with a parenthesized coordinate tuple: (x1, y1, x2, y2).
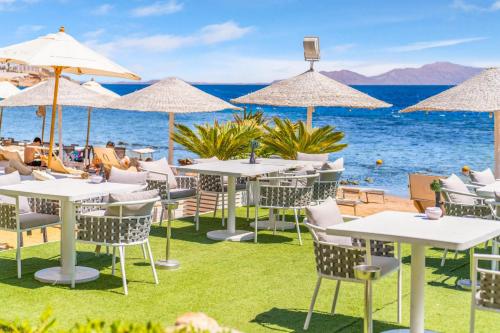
(176, 158, 315, 241)
(0, 178, 143, 286)
(326, 211, 500, 333)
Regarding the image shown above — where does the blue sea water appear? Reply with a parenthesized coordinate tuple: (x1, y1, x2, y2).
(0, 84, 493, 197)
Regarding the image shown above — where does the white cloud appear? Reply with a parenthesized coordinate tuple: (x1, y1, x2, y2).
(329, 43, 356, 54)
(92, 3, 113, 15)
(83, 28, 106, 39)
(16, 24, 44, 35)
(451, 0, 500, 12)
(199, 21, 254, 44)
(131, 0, 183, 17)
(87, 21, 253, 56)
(386, 37, 487, 52)
(0, 0, 36, 11)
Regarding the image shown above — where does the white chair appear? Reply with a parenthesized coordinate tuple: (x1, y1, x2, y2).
(302, 197, 402, 330)
(469, 253, 500, 333)
(76, 191, 160, 295)
(469, 168, 496, 187)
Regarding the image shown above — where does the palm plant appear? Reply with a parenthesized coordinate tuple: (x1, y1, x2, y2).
(260, 117, 347, 159)
(173, 120, 261, 160)
(233, 109, 267, 126)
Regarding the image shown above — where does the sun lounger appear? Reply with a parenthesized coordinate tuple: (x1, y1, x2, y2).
(92, 147, 136, 172)
(40, 154, 83, 175)
(0, 147, 24, 164)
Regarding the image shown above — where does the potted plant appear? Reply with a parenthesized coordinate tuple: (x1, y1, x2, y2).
(430, 180, 442, 207)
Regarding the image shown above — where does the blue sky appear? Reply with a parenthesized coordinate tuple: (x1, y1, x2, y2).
(0, 0, 499, 82)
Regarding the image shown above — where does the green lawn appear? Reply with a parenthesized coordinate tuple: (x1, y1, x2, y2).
(0, 208, 498, 332)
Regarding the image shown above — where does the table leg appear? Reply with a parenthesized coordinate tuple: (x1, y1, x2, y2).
(410, 244, 425, 333)
(458, 247, 476, 290)
(34, 200, 99, 285)
(206, 176, 254, 242)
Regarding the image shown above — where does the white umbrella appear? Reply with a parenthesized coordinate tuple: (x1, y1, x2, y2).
(231, 69, 391, 128)
(401, 67, 500, 176)
(0, 26, 139, 168)
(0, 77, 115, 157)
(0, 81, 21, 137)
(107, 77, 241, 164)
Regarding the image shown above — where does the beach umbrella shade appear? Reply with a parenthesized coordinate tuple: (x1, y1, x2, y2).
(82, 79, 119, 98)
(401, 67, 500, 176)
(0, 77, 116, 157)
(0, 26, 139, 168)
(0, 81, 21, 137)
(107, 77, 241, 164)
(231, 69, 391, 128)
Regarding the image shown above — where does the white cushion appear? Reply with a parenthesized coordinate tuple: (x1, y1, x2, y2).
(371, 256, 400, 276)
(470, 168, 495, 185)
(322, 157, 344, 170)
(0, 171, 31, 213)
(138, 157, 177, 189)
(19, 213, 60, 230)
(306, 197, 351, 244)
(297, 152, 329, 162)
(32, 170, 56, 181)
(108, 167, 148, 185)
(194, 156, 219, 163)
(440, 174, 475, 205)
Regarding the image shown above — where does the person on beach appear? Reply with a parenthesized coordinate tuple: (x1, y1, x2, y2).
(24, 137, 42, 166)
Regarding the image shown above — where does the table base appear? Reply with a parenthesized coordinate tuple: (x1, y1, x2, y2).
(35, 266, 99, 285)
(156, 259, 180, 270)
(249, 220, 295, 230)
(381, 330, 437, 333)
(207, 230, 254, 241)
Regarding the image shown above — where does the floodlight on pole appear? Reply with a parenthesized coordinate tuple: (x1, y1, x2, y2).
(303, 36, 320, 70)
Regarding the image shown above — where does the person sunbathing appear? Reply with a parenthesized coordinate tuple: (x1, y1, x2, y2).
(24, 137, 42, 166)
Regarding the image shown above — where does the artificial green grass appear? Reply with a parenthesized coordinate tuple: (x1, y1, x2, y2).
(0, 208, 498, 332)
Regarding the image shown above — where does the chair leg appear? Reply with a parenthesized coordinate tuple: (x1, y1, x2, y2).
(146, 240, 158, 285)
(254, 205, 259, 243)
(118, 246, 128, 295)
(42, 227, 48, 243)
(195, 193, 201, 231)
(454, 250, 459, 260)
(331, 281, 341, 314)
(141, 243, 147, 259)
(294, 209, 303, 246)
(304, 276, 322, 330)
(246, 187, 250, 221)
(221, 192, 225, 227)
(112, 247, 116, 276)
(159, 205, 165, 227)
(19, 232, 23, 248)
(16, 232, 22, 279)
(213, 193, 219, 218)
(469, 305, 475, 333)
(95, 245, 101, 256)
(441, 249, 448, 267)
(397, 267, 402, 323)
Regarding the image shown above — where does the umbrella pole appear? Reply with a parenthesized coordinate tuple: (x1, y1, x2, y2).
(0, 107, 3, 139)
(40, 106, 46, 142)
(168, 112, 174, 165)
(47, 67, 62, 169)
(85, 107, 92, 162)
(58, 105, 63, 159)
(306, 106, 314, 129)
(495, 112, 500, 178)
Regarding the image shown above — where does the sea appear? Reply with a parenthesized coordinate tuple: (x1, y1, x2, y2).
(0, 84, 493, 197)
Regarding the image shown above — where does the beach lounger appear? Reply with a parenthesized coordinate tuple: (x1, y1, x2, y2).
(92, 147, 136, 172)
(40, 154, 83, 175)
(0, 147, 24, 164)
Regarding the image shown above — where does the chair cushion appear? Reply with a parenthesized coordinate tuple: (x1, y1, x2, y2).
(318, 169, 343, 182)
(297, 152, 329, 162)
(440, 174, 475, 205)
(0, 171, 31, 214)
(19, 212, 60, 230)
(371, 256, 400, 277)
(470, 168, 495, 185)
(108, 167, 148, 185)
(139, 157, 177, 189)
(306, 197, 351, 243)
(321, 157, 344, 171)
(105, 190, 158, 217)
(169, 188, 197, 200)
(9, 159, 32, 176)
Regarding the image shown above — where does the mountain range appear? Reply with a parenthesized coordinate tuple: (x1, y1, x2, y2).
(320, 62, 483, 85)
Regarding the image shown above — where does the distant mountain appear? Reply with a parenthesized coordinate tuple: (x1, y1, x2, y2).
(321, 62, 483, 85)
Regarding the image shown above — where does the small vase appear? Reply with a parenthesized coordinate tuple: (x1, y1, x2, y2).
(249, 149, 256, 164)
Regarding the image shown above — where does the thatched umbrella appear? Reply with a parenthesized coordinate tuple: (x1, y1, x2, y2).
(231, 69, 391, 128)
(401, 67, 500, 176)
(0, 77, 114, 157)
(82, 79, 119, 98)
(107, 77, 241, 164)
(0, 26, 139, 169)
(0, 81, 21, 137)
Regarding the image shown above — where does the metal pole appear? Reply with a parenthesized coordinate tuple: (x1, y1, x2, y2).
(85, 107, 92, 163)
(0, 107, 3, 139)
(168, 112, 174, 165)
(40, 106, 46, 142)
(47, 67, 62, 169)
(495, 112, 500, 177)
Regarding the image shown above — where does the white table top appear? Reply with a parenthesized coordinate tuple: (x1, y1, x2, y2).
(176, 158, 319, 177)
(0, 178, 143, 202)
(326, 211, 500, 251)
(476, 181, 499, 198)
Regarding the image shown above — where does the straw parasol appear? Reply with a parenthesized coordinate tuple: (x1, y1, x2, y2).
(0, 26, 139, 168)
(401, 67, 500, 176)
(0, 81, 21, 137)
(231, 69, 392, 128)
(107, 77, 241, 164)
(0, 77, 115, 156)
(82, 79, 119, 98)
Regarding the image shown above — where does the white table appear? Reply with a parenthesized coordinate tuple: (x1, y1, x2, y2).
(0, 178, 143, 286)
(176, 159, 310, 241)
(326, 211, 500, 333)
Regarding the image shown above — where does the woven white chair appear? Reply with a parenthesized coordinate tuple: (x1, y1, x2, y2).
(75, 194, 160, 295)
(469, 253, 500, 333)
